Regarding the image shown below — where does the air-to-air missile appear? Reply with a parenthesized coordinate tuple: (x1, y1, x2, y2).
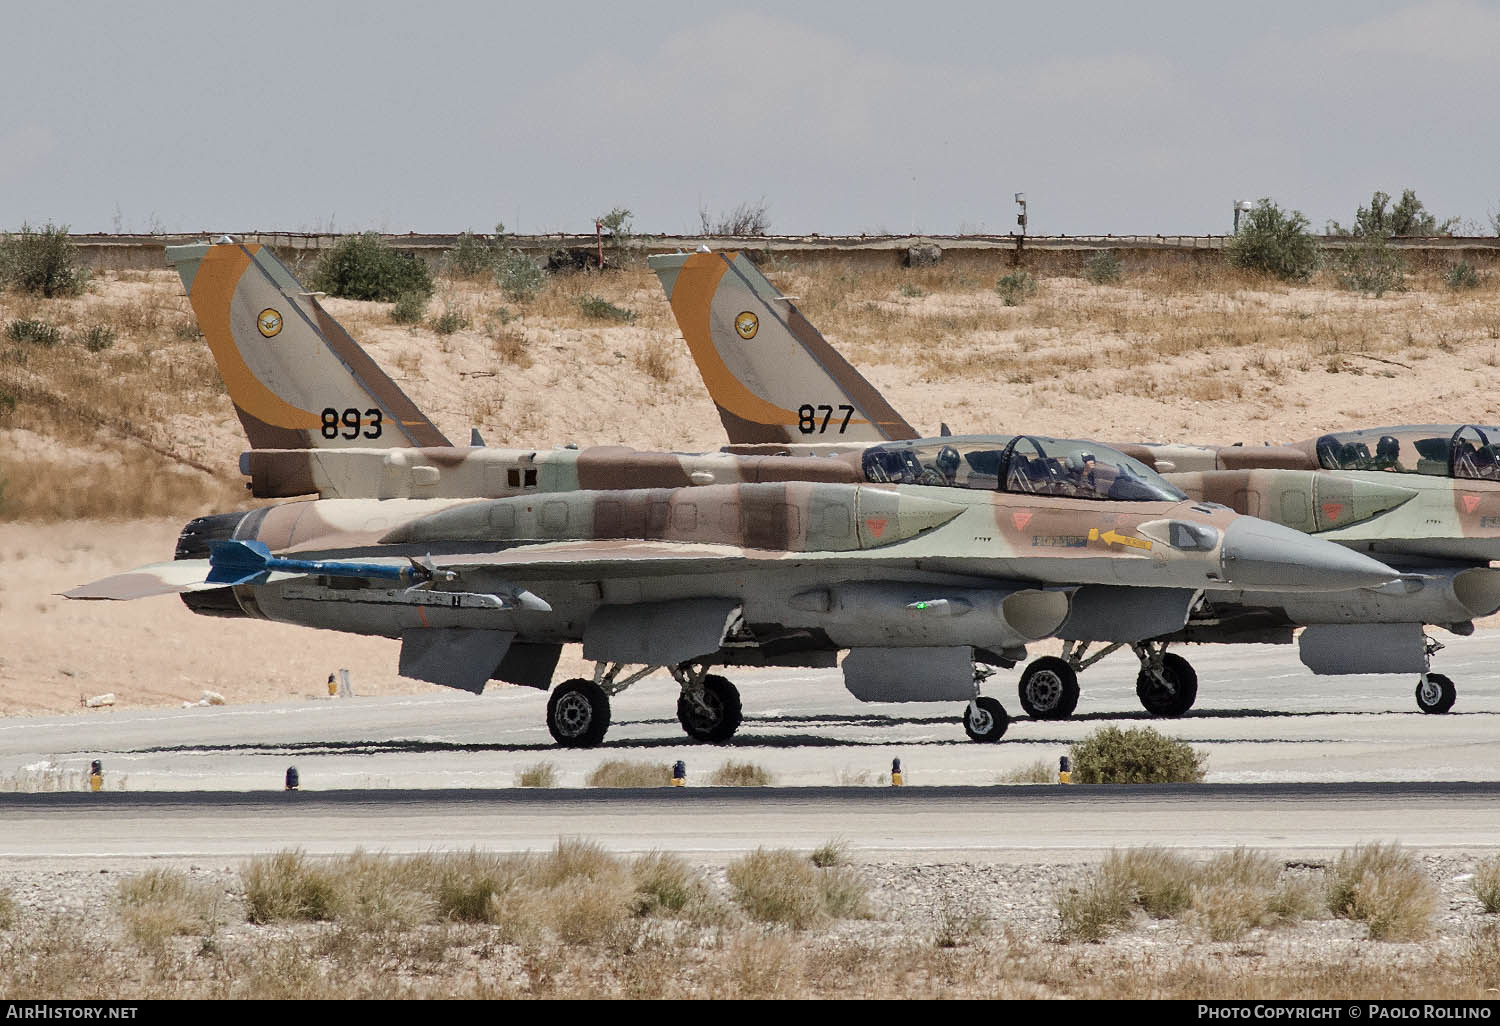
(647, 249, 1500, 716)
(62, 240, 1398, 747)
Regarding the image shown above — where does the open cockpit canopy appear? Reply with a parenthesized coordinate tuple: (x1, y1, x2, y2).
(860, 435, 1187, 502)
(1307, 425, 1500, 482)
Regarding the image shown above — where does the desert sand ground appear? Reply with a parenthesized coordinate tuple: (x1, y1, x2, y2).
(1, 258, 1496, 714)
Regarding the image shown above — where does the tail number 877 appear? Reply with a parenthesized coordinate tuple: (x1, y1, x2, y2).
(797, 404, 855, 434)
(321, 407, 383, 440)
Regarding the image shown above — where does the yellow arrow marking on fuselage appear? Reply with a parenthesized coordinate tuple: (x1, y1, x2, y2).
(1087, 527, 1152, 551)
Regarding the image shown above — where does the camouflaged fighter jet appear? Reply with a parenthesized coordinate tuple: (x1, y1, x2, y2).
(649, 249, 1500, 717)
(59, 241, 1397, 747)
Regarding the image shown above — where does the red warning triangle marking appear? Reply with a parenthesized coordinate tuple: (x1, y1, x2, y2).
(1321, 502, 1344, 522)
(1011, 511, 1034, 531)
(1462, 494, 1482, 514)
(865, 518, 888, 538)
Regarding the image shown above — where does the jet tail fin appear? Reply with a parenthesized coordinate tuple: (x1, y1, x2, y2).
(649, 250, 917, 445)
(167, 240, 451, 450)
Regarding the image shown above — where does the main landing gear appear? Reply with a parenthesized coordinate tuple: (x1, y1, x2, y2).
(1014, 640, 1201, 720)
(1415, 637, 1456, 714)
(543, 661, 745, 747)
(963, 664, 1011, 742)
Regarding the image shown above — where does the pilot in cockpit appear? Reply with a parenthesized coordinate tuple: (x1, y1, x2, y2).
(1371, 435, 1404, 472)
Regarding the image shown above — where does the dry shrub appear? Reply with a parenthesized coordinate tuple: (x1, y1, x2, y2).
(1327, 843, 1436, 940)
(586, 760, 670, 788)
(1473, 855, 1500, 914)
(997, 759, 1056, 784)
(726, 848, 868, 928)
(516, 762, 558, 788)
(0, 916, 122, 999)
(115, 868, 222, 949)
(0, 889, 16, 929)
(727, 932, 800, 999)
(633, 339, 674, 383)
(631, 851, 715, 919)
(809, 838, 849, 868)
(490, 327, 531, 366)
(242, 850, 343, 923)
(1055, 871, 1134, 943)
(1108, 848, 1196, 919)
(431, 849, 529, 922)
(727, 849, 827, 928)
(708, 761, 775, 786)
(332, 851, 435, 931)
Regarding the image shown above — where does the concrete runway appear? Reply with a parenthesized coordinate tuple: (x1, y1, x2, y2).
(2, 633, 1498, 857)
(2, 784, 1499, 859)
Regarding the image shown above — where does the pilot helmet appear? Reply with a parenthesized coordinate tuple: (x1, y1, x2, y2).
(936, 445, 960, 475)
(1376, 435, 1399, 462)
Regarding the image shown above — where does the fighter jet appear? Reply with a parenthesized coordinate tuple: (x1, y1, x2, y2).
(60, 242, 1396, 747)
(648, 249, 1500, 716)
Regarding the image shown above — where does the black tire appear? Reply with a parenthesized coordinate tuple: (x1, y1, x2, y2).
(1017, 656, 1081, 719)
(676, 674, 743, 743)
(1136, 653, 1198, 717)
(546, 679, 611, 747)
(963, 696, 1009, 742)
(1415, 673, 1457, 715)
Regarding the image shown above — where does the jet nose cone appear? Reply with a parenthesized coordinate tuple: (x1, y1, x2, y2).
(1221, 517, 1398, 591)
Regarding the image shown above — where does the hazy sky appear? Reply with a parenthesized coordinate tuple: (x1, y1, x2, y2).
(3, 1, 1496, 236)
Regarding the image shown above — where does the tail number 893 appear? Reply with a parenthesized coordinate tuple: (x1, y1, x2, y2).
(321, 407, 383, 440)
(797, 404, 855, 434)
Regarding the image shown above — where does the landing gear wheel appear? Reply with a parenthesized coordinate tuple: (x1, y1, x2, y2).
(1136, 653, 1198, 717)
(963, 696, 1010, 743)
(676, 674, 743, 742)
(547, 678, 611, 747)
(1018, 657, 1081, 719)
(1415, 673, 1456, 714)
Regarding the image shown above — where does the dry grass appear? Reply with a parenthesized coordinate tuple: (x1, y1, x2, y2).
(242, 850, 345, 923)
(515, 761, 558, 788)
(1327, 843, 1437, 940)
(809, 838, 849, 868)
(115, 868, 224, 950)
(586, 760, 671, 788)
(707, 760, 775, 787)
(1475, 855, 1500, 914)
(0, 888, 15, 930)
(1058, 846, 1327, 944)
(2, 848, 1500, 998)
(997, 759, 1056, 784)
(725, 848, 870, 927)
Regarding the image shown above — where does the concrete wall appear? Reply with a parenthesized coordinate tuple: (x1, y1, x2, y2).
(68, 231, 1500, 275)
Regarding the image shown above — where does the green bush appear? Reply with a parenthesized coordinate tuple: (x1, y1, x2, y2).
(1335, 235, 1406, 297)
(495, 248, 547, 302)
(577, 295, 636, 323)
(76, 325, 117, 352)
(1227, 199, 1320, 281)
(995, 271, 1037, 307)
(308, 232, 433, 302)
(1070, 726, 1207, 784)
(1083, 249, 1122, 284)
(442, 228, 501, 278)
(430, 307, 469, 335)
(1332, 189, 1457, 238)
(596, 207, 633, 238)
(6, 318, 61, 346)
(1445, 262, 1483, 290)
(389, 291, 427, 324)
(0, 223, 88, 297)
